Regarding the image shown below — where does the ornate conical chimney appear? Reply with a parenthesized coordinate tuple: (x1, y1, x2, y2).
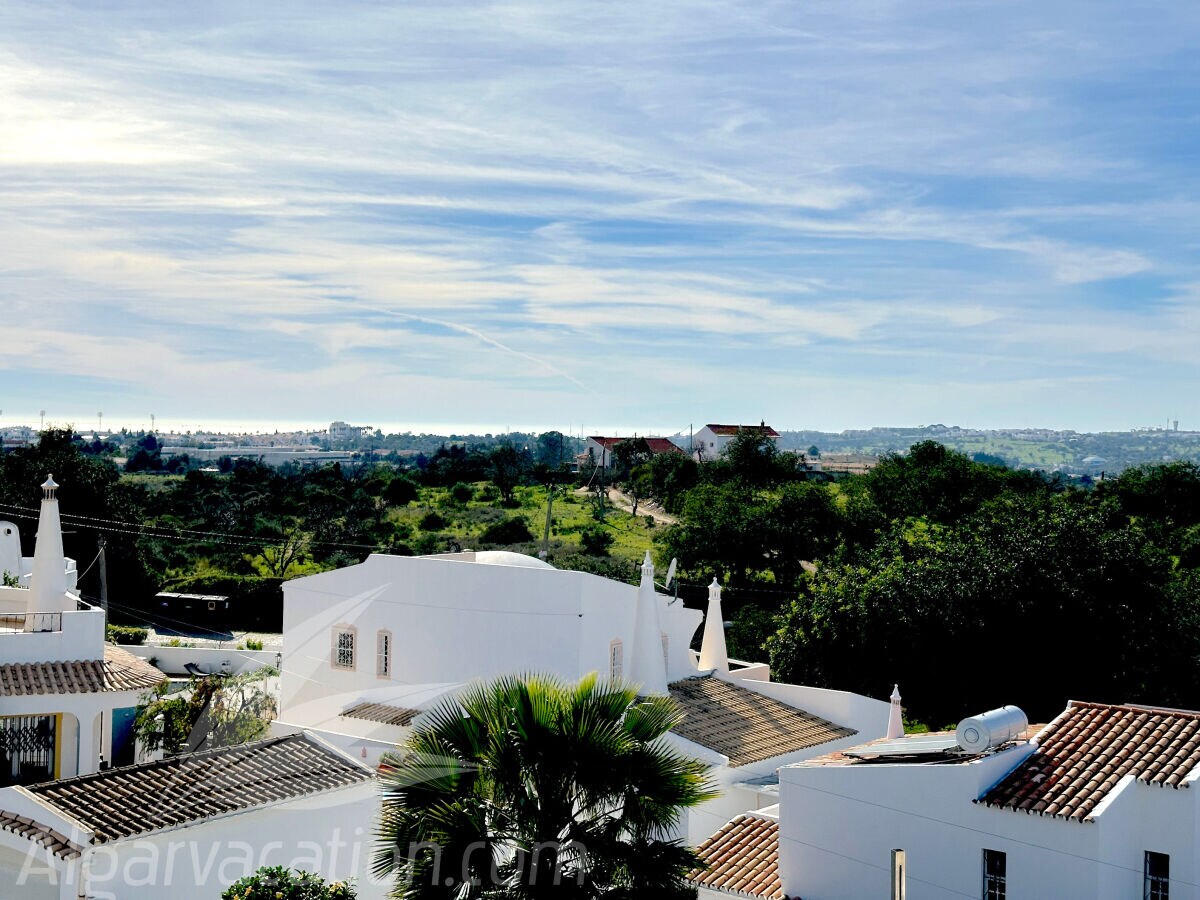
(886, 684, 904, 739)
(27, 475, 71, 627)
(698, 578, 729, 672)
(628, 551, 668, 695)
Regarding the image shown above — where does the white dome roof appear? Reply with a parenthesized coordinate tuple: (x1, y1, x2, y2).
(473, 551, 555, 570)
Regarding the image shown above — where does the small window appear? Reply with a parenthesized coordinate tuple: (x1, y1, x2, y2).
(661, 632, 669, 669)
(1146, 851, 1169, 900)
(377, 630, 392, 678)
(610, 639, 623, 680)
(332, 626, 357, 670)
(982, 849, 1006, 900)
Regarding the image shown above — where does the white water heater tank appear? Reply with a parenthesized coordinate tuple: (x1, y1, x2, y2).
(955, 706, 1028, 753)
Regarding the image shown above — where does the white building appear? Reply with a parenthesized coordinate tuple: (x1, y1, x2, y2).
(693, 423, 781, 462)
(0, 731, 382, 899)
(692, 699, 1200, 900)
(0, 478, 164, 783)
(274, 549, 891, 843)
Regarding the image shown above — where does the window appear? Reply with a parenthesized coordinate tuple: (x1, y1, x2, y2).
(610, 639, 623, 679)
(332, 626, 357, 670)
(982, 849, 1006, 900)
(0, 715, 56, 787)
(1145, 851, 1169, 900)
(377, 630, 392, 678)
(661, 632, 670, 669)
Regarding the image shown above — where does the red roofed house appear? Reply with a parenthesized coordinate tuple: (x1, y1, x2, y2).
(693, 423, 781, 462)
(699, 698, 1200, 900)
(582, 435, 685, 471)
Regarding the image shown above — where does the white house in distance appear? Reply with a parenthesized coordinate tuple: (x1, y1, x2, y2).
(691, 699, 1200, 900)
(581, 435, 685, 472)
(274, 549, 892, 843)
(0, 478, 164, 784)
(693, 423, 781, 461)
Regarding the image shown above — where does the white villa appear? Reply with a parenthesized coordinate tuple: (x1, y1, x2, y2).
(0, 478, 164, 784)
(693, 423, 781, 462)
(273, 548, 892, 843)
(691, 699, 1200, 900)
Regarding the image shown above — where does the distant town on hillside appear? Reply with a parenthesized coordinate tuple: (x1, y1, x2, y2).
(3, 418, 1199, 476)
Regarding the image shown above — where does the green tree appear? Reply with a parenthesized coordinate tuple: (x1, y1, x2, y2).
(489, 443, 528, 507)
(135, 668, 278, 755)
(374, 673, 712, 899)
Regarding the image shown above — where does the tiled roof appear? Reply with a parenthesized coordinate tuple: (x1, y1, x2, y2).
(342, 701, 422, 727)
(978, 701, 1200, 821)
(25, 733, 374, 844)
(0, 644, 165, 697)
(688, 813, 787, 899)
(588, 436, 684, 454)
(705, 424, 781, 437)
(0, 811, 83, 860)
(669, 676, 856, 767)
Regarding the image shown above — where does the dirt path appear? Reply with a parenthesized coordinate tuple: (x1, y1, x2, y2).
(577, 486, 678, 525)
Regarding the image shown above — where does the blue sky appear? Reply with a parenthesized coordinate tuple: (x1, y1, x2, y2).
(2, 1, 1199, 435)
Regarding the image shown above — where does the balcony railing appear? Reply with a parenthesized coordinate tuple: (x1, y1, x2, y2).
(0, 612, 63, 634)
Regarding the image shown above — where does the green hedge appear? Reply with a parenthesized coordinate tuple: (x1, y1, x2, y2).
(106, 625, 148, 645)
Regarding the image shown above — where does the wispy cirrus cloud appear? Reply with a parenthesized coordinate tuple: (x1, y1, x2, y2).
(1, 0, 1198, 432)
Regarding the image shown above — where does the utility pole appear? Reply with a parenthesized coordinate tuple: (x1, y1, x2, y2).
(97, 535, 109, 624)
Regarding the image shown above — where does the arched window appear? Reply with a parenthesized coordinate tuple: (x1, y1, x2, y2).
(609, 639, 623, 680)
(377, 630, 392, 678)
(331, 625, 357, 671)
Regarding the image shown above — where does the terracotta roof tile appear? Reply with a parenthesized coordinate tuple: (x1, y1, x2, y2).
(688, 813, 789, 898)
(979, 701, 1200, 821)
(669, 676, 856, 767)
(705, 424, 781, 437)
(0, 644, 164, 697)
(342, 701, 422, 727)
(0, 811, 83, 860)
(588, 436, 684, 454)
(24, 733, 374, 844)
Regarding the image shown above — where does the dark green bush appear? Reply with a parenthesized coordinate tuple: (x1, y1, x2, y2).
(106, 624, 148, 645)
(419, 511, 447, 531)
(580, 525, 614, 556)
(479, 517, 535, 545)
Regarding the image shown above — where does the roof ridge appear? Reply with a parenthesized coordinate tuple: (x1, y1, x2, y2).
(27, 732, 304, 791)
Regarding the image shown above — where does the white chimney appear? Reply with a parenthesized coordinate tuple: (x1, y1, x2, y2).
(627, 551, 668, 695)
(886, 684, 904, 739)
(27, 475, 72, 626)
(698, 578, 729, 673)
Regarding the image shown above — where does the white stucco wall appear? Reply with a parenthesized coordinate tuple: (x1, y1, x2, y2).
(777, 744, 1200, 900)
(279, 553, 702, 732)
(0, 607, 105, 665)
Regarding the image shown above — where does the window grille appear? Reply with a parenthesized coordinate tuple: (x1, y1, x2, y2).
(1145, 851, 1169, 900)
(982, 849, 1006, 900)
(333, 628, 356, 670)
(377, 631, 392, 677)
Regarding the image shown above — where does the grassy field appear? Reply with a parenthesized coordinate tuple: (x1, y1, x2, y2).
(393, 483, 659, 570)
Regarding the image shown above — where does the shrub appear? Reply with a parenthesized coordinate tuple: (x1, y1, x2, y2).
(106, 625, 148, 646)
(580, 525, 614, 556)
(221, 865, 355, 899)
(449, 482, 474, 503)
(419, 511, 447, 531)
(245, 638, 264, 651)
(479, 517, 535, 546)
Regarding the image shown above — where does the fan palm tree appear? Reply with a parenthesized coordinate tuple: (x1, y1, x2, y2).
(373, 672, 715, 899)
